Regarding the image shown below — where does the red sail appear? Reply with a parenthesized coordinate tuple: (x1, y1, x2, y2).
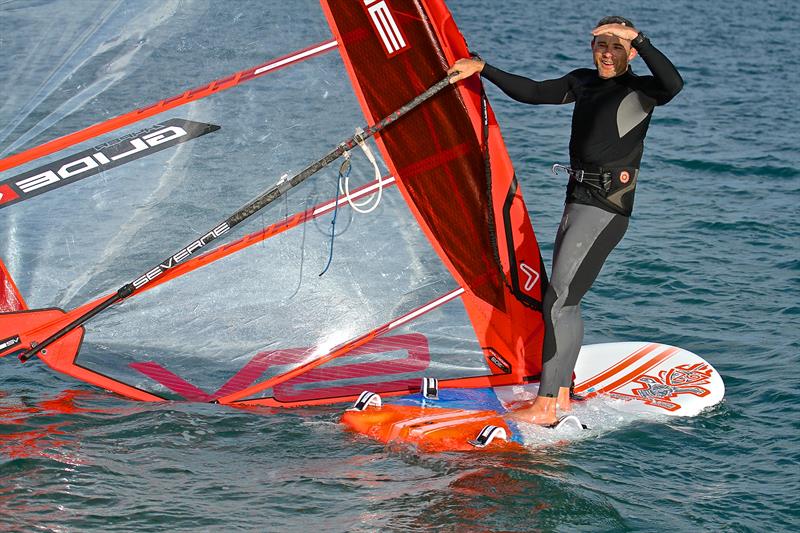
(320, 0, 546, 381)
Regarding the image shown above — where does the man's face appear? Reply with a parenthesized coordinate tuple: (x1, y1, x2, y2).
(592, 34, 636, 78)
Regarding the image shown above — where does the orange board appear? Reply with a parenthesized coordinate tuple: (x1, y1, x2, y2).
(342, 403, 523, 453)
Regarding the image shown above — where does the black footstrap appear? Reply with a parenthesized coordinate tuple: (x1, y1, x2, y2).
(468, 425, 508, 448)
(547, 415, 588, 430)
(421, 377, 439, 400)
(347, 391, 382, 411)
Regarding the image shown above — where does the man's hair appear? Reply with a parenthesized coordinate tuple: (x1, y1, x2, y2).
(595, 16, 635, 28)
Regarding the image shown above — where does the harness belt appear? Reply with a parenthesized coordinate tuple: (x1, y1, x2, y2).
(551, 163, 639, 217)
(552, 164, 614, 192)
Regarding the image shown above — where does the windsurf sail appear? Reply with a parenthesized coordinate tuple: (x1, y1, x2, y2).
(14, 74, 454, 363)
(0, 0, 546, 407)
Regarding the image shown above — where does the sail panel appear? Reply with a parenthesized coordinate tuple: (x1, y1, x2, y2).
(0, 0, 335, 161)
(235, 294, 503, 406)
(71, 185, 461, 399)
(0, 51, 363, 310)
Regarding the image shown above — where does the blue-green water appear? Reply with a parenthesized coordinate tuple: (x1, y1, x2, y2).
(1, 0, 798, 531)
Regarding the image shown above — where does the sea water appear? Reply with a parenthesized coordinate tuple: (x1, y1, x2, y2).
(0, 0, 797, 531)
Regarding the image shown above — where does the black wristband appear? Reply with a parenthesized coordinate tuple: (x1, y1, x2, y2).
(631, 32, 649, 49)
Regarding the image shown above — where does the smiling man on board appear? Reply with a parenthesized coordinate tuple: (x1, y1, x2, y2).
(448, 16, 683, 425)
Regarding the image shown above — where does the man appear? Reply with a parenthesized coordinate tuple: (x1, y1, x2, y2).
(448, 16, 683, 425)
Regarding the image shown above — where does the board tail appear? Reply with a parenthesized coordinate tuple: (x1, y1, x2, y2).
(0, 258, 26, 312)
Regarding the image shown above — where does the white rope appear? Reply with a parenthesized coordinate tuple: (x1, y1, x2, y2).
(341, 127, 383, 214)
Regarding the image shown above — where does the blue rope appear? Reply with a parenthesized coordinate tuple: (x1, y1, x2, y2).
(319, 161, 350, 276)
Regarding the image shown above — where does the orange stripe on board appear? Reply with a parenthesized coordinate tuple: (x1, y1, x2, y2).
(573, 343, 660, 394)
(389, 410, 473, 441)
(588, 346, 681, 397)
(407, 412, 498, 439)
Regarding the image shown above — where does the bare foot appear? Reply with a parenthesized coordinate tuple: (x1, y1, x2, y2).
(556, 386, 571, 412)
(506, 398, 535, 411)
(507, 395, 558, 426)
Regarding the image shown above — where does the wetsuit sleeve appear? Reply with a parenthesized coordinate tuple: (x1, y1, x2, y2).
(481, 63, 576, 105)
(634, 38, 684, 105)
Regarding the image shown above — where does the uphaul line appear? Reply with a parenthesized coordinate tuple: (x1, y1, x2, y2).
(0, 39, 338, 173)
(131, 175, 398, 296)
(12, 75, 455, 363)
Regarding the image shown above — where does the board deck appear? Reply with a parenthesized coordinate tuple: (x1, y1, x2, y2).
(341, 342, 725, 452)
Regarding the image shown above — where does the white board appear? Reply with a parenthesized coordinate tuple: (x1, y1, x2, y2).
(494, 341, 725, 417)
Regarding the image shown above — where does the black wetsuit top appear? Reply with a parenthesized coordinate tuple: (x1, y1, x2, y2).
(481, 37, 683, 216)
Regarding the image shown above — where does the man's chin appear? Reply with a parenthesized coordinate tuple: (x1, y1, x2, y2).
(596, 64, 623, 78)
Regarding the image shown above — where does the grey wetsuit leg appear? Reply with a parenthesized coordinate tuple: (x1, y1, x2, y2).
(538, 202, 628, 398)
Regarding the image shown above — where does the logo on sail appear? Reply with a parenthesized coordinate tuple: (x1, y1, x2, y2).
(0, 118, 220, 210)
(363, 1, 409, 56)
(519, 262, 540, 292)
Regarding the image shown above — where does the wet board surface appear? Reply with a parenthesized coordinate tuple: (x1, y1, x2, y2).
(341, 342, 725, 452)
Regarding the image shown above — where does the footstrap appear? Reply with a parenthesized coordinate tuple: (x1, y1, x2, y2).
(551, 415, 588, 430)
(421, 377, 439, 400)
(468, 425, 508, 448)
(347, 391, 382, 411)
